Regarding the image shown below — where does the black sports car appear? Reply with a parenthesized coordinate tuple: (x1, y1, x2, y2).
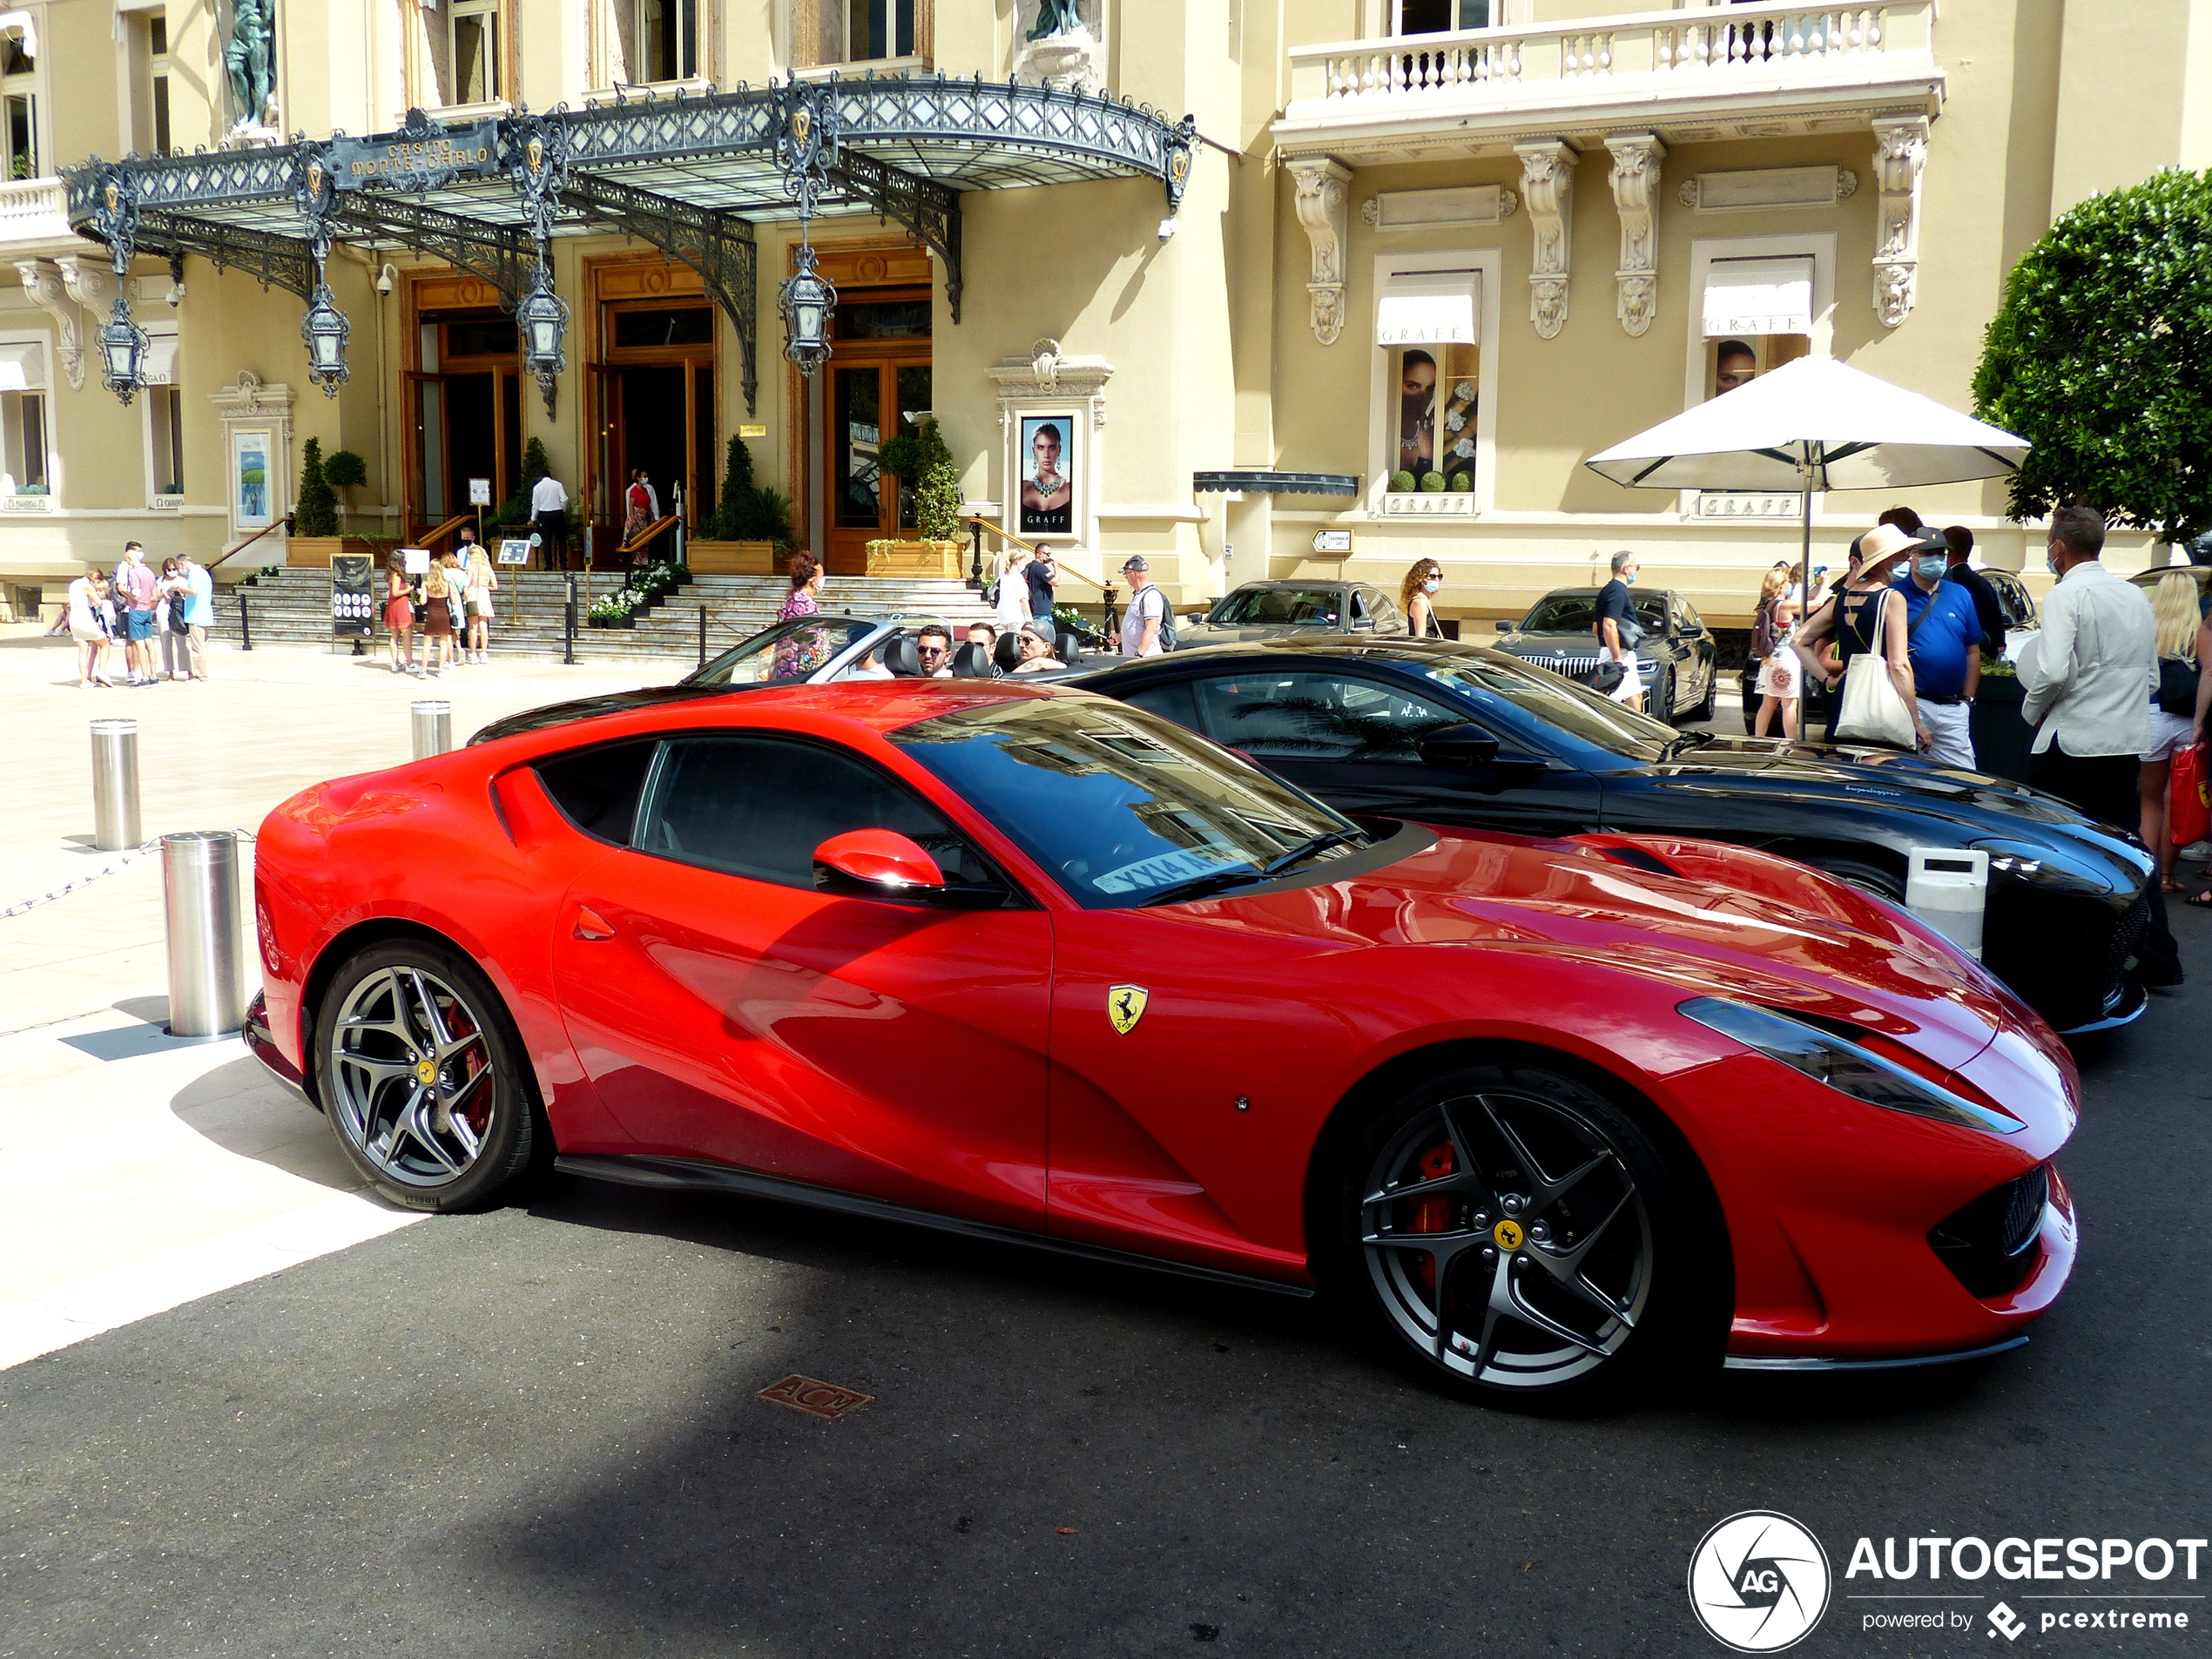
(1491, 586, 1719, 725)
(1079, 637, 2155, 1035)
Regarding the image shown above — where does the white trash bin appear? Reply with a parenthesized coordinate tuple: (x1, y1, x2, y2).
(1905, 848, 1988, 960)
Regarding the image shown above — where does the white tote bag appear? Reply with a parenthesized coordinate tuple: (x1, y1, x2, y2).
(1831, 590, 1918, 749)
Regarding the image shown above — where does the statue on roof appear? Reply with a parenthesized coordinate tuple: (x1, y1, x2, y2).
(1027, 0, 1085, 42)
(226, 0, 277, 132)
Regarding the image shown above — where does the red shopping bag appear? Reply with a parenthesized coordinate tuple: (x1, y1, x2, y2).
(2172, 741, 2210, 846)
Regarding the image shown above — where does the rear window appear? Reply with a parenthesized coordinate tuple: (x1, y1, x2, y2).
(535, 741, 656, 846)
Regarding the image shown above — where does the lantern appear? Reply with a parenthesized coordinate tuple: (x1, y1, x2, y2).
(300, 285, 351, 394)
(98, 301, 149, 406)
(779, 240, 837, 375)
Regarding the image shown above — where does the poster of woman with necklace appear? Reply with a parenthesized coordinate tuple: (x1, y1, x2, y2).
(1019, 415, 1075, 537)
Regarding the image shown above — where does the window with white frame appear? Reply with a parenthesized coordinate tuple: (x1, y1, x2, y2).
(793, 0, 921, 67)
(624, 0, 699, 81)
(1, 340, 51, 493)
(449, 0, 502, 104)
(145, 328, 183, 497)
(149, 15, 172, 155)
(1362, 260, 1504, 513)
(1392, 0, 1489, 33)
(1700, 256, 1813, 400)
(3, 27, 37, 181)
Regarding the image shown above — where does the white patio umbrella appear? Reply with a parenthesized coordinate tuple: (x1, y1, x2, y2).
(1583, 354, 2031, 602)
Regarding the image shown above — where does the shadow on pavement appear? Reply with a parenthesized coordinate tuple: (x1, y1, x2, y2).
(166, 1052, 361, 1190)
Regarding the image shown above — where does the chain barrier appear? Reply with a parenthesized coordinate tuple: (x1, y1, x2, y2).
(0, 829, 259, 922)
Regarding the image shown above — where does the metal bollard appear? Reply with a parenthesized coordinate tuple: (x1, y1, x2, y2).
(163, 831, 245, 1037)
(239, 591, 253, 651)
(412, 699, 453, 759)
(91, 718, 142, 851)
(698, 603, 708, 669)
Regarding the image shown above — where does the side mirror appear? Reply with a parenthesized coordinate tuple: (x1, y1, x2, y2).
(1492, 618, 1512, 631)
(1414, 724, 1501, 768)
(813, 829, 1005, 908)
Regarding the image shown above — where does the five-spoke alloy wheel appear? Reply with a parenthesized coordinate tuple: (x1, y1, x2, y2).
(314, 941, 540, 1211)
(1332, 1059, 1710, 1406)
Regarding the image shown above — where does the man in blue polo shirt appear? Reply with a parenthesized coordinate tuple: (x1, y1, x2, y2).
(1892, 528, 1983, 768)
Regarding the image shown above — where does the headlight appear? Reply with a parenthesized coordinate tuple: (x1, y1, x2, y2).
(1677, 996, 2022, 1136)
(1970, 839, 2112, 897)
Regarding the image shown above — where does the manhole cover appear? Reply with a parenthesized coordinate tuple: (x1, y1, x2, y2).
(758, 1374, 873, 1420)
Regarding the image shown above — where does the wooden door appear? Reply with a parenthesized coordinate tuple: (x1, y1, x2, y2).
(817, 354, 934, 575)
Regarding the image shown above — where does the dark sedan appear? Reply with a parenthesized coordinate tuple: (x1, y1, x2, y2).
(1174, 579, 1409, 650)
(1079, 637, 2155, 1035)
(1492, 587, 1718, 726)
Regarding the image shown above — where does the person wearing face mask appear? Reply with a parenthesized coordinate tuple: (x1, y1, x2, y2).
(1890, 528, 1985, 769)
(1595, 549, 1646, 711)
(1400, 558, 1446, 639)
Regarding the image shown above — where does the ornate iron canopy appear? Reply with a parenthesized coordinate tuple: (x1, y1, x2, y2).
(64, 76, 1196, 409)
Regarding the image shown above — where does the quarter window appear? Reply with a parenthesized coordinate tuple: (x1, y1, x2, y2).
(635, 734, 996, 890)
(536, 740, 658, 846)
(1194, 672, 1466, 765)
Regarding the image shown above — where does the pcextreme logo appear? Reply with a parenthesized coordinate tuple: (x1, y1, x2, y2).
(1688, 1511, 1833, 1653)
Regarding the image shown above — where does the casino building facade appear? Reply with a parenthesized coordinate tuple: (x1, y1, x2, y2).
(2, 1, 2206, 631)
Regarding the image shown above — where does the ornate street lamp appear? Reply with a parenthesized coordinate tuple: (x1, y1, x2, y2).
(779, 241, 837, 376)
(300, 283, 351, 394)
(98, 298, 150, 405)
(517, 277, 569, 416)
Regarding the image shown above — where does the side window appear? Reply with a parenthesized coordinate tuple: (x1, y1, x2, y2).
(634, 734, 996, 890)
(1349, 590, 1370, 624)
(534, 740, 657, 846)
(1366, 589, 1404, 631)
(1194, 672, 1467, 765)
(1678, 598, 1705, 635)
(1119, 679, 1201, 733)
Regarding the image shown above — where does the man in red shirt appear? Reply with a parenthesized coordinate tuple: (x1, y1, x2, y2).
(111, 543, 159, 687)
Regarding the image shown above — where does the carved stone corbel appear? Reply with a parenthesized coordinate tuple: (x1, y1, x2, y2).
(1514, 140, 1576, 339)
(1871, 115, 1928, 328)
(10, 260, 84, 390)
(56, 255, 118, 316)
(1287, 157, 1352, 347)
(1605, 132, 1664, 338)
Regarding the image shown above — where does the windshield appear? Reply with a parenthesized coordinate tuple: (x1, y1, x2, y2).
(1209, 587, 1346, 627)
(688, 616, 880, 687)
(1518, 593, 1669, 635)
(1420, 655, 1676, 759)
(892, 696, 1361, 909)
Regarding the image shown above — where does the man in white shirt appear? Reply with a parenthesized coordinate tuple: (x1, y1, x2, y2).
(529, 472, 570, 570)
(2020, 503, 2180, 986)
(1112, 556, 1171, 658)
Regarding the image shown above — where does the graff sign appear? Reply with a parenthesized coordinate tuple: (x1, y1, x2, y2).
(326, 122, 500, 192)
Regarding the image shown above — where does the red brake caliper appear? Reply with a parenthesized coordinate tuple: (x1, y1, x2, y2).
(1406, 1141, 1455, 1292)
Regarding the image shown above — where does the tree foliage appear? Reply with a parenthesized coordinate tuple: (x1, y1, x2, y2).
(293, 437, 339, 537)
(914, 417, 962, 543)
(1973, 168, 2212, 541)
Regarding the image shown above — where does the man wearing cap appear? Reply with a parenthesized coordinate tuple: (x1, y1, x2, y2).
(1892, 528, 1983, 768)
(1112, 556, 1172, 658)
(1790, 523, 1927, 750)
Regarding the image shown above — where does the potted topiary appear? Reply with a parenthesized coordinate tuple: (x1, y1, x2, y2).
(867, 418, 964, 577)
(690, 435, 791, 575)
(1968, 657, 2034, 786)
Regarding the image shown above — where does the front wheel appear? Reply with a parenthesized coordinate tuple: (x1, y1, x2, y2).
(1323, 1059, 1719, 1408)
(312, 940, 543, 1211)
(1650, 665, 1676, 725)
(1694, 664, 1719, 723)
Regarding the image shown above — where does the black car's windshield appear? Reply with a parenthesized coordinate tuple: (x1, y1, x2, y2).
(892, 696, 1363, 909)
(1209, 587, 1345, 627)
(1419, 655, 1676, 759)
(688, 616, 880, 687)
(1518, 593, 1669, 634)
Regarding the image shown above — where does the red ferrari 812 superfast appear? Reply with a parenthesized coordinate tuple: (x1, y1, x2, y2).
(246, 681, 2077, 1406)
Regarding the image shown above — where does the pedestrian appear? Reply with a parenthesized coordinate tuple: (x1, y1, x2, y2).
(994, 548, 1032, 631)
(1401, 557, 1446, 639)
(1878, 505, 1924, 534)
(964, 620, 999, 670)
(176, 553, 212, 679)
(1791, 525, 1925, 749)
(111, 542, 158, 686)
(1112, 555, 1172, 658)
(530, 469, 570, 570)
(464, 545, 498, 664)
(1595, 550, 1645, 711)
(623, 468, 655, 559)
(67, 565, 116, 688)
(154, 557, 193, 682)
(2140, 572, 2202, 897)
(770, 550, 825, 678)
(1892, 527, 1984, 768)
(1024, 545, 1058, 631)
(421, 553, 458, 675)
(384, 554, 417, 676)
(2019, 504, 2182, 985)
(1752, 578, 1803, 739)
(1941, 525, 2006, 660)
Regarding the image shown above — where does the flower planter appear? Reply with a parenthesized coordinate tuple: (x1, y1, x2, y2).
(285, 535, 381, 570)
(1970, 674, 2034, 785)
(866, 537, 964, 578)
(587, 615, 637, 630)
(687, 540, 779, 576)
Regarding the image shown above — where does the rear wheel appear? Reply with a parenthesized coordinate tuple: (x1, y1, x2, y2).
(1324, 1059, 1717, 1408)
(1694, 665, 1718, 724)
(312, 940, 543, 1211)
(1651, 665, 1676, 725)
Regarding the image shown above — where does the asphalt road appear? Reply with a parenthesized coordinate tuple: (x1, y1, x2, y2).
(4, 926, 2209, 1659)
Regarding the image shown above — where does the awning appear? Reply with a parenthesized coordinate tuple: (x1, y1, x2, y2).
(1703, 256, 1813, 338)
(142, 332, 179, 386)
(1376, 271, 1480, 347)
(0, 341, 45, 392)
(1193, 469, 1360, 496)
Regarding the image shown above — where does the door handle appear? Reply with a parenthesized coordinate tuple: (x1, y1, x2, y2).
(573, 906, 616, 941)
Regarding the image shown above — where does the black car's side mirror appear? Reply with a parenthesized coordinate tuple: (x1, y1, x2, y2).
(1492, 618, 1512, 631)
(1416, 724, 1502, 767)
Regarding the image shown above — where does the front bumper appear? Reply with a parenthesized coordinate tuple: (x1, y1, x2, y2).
(242, 989, 315, 1108)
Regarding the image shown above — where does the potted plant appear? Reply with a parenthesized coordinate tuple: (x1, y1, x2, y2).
(1968, 657, 2034, 786)
(866, 419, 965, 577)
(690, 435, 794, 574)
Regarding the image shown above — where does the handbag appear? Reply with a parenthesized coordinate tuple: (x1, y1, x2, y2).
(1831, 590, 1918, 749)
(2171, 742, 2209, 847)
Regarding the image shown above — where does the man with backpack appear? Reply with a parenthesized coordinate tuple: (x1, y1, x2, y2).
(1112, 555, 1174, 658)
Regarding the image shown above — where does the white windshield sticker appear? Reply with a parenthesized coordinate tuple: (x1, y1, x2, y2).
(1091, 846, 1243, 894)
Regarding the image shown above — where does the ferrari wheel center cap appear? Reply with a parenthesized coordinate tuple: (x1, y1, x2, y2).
(415, 1058, 438, 1087)
(1493, 1218, 1526, 1251)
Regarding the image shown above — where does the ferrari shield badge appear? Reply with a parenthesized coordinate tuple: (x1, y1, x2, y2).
(1108, 985, 1150, 1035)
